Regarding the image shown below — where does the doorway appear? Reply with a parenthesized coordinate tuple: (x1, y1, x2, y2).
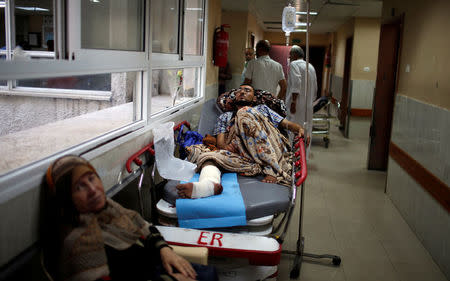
(307, 46, 325, 99)
(269, 45, 325, 100)
(368, 18, 403, 170)
(339, 36, 353, 137)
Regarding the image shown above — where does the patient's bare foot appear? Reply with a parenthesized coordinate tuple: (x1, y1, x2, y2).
(262, 175, 277, 183)
(214, 183, 223, 195)
(177, 182, 194, 198)
(176, 182, 223, 198)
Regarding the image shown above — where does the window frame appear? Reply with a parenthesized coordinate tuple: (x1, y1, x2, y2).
(0, 0, 208, 188)
(149, 0, 206, 120)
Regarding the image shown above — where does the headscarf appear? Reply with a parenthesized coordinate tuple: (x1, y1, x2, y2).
(45, 155, 150, 281)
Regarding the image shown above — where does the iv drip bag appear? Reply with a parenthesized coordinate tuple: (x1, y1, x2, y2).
(282, 4, 296, 34)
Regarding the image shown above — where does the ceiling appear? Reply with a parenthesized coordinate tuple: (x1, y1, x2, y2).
(222, 0, 383, 34)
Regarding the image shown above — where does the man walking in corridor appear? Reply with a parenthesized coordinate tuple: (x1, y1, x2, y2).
(286, 45, 317, 157)
(243, 40, 286, 99)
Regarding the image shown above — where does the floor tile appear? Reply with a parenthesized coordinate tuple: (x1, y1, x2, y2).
(275, 118, 447, 281)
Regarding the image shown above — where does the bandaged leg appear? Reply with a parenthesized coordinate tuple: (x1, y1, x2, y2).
(192, 165, 221, 198)
(176, 164, 223, 199)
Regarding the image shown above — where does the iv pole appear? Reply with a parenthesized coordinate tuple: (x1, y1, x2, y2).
(281, 0, 342, 279)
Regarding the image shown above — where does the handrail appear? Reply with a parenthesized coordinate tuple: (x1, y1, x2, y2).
(125, 121, 191, 173)
(293, 137, 307, 186)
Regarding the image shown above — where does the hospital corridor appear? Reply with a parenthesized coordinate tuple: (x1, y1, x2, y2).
(0, 0, 449, 280)
(276, 119, 447, 281)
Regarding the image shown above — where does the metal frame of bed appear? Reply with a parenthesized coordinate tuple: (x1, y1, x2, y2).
(312, 98, 332, 148)
(125, 104, 341, 279)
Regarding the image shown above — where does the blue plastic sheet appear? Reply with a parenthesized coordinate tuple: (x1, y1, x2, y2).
(176, 173, 247, 229)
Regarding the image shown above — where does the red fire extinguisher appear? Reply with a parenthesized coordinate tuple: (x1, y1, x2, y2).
(213, 24, 230, 67)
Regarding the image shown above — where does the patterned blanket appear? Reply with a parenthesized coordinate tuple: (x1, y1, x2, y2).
(187, 106, 293, 186)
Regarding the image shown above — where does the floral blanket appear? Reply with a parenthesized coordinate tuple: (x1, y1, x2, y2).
(187, 106, 293, 186)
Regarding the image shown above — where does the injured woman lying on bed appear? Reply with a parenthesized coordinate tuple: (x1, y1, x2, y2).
(176, 84, 305, 199)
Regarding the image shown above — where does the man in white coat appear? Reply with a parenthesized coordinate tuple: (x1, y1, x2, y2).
(286, 45, 317, 156)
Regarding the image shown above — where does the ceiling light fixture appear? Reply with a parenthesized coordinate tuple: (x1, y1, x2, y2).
(0, 1, 5, 8)
(16, 6, 49, 12)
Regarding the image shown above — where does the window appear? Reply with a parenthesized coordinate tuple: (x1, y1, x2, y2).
(0, 71, 142, 175)
(14, 0, 54, 57)
(151, 0, 179, 54)
(151, 68, 200, 114)
(0, 3, 5, 56)
(17, 73, 112, 90)
(0, 0, 206, 176)
(150, 0, 205, 116)
(184, 0, 204, 55)
(81, 0, 144, 51)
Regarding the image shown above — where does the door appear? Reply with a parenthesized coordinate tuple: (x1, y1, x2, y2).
(270, 45, 325, 100)
(368, 19, 402, 170)
(339, 36, 353, 137)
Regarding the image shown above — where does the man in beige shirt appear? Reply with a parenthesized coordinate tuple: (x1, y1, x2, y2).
(243, 40, 287, 99)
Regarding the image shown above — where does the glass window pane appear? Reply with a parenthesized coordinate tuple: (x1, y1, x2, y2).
(81, 0, 144, 51)
(1, 6, 5, 51)
(151, 0, 179, 54)
(0, 71, 141, 175)
(14, 0, 54, 54)
(151, 68, 199, 114)
(183, 0, 204, 55)
(17, 74, 112, 91)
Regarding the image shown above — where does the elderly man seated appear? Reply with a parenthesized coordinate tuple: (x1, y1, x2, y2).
(176, 84, 305, 199)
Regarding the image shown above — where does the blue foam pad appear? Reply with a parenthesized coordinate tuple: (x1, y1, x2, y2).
(176, 173, 247, 229)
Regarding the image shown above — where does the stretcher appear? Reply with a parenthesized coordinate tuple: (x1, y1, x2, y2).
(312, 96, 332, 148)
(125, 98, 341, 279)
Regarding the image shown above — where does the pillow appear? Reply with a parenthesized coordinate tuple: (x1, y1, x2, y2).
(254, 90, 287, 118)
(216, 88, 287, 118)
(216, 89, 238, 112)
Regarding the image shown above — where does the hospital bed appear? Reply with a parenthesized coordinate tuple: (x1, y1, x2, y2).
(125, 98, 341, 279)
(312, 96, 333, 148)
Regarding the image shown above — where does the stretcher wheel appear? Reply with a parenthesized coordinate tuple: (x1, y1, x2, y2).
(324, 137, 329, 148)
(332, 257, 341, 266)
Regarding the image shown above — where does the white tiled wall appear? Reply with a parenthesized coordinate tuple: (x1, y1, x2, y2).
(390, 95, 450, 185)
(350, 79, 376, 109)
(387, 94, 450, 279)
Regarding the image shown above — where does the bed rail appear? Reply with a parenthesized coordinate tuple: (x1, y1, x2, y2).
(294, 136, 307, 187)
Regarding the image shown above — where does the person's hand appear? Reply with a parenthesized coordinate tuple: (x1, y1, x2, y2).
(290, 101, 296, 114)
(225, 141, 238, 153)
(160, 247, 197, 280)
(296, 127, 311, 146)
(297, 126, 305, 139)
(225, 144, 237, 153)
